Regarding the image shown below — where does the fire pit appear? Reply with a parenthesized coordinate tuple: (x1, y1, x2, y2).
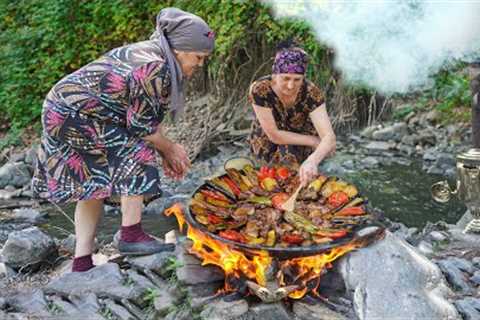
(165, 160, 385, 303)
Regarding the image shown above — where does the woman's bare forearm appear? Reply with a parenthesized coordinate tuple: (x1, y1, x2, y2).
(309, 133, 336, 164)
(142, 125, 173, 154)
(268, 129, 319, 147)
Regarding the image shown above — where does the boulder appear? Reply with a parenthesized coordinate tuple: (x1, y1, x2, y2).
(1, 227, 57, 271)
(339, 230, 460, 320)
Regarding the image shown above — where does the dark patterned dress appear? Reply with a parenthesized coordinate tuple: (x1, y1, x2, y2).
(248, 76, 325, 166)
(32, 40, 171, 204)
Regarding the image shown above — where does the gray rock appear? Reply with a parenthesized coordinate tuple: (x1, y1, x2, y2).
(0, 262, 17, 279)
(0, 297, 6, 309)
(339, 231, 459, 320)
(437, 259, 472, 293)
(12, 208, 47, 224)
(9, 153, 25, 163)
(341, 160, 355, 170)
(176, 263, 224, 285)
(417, 240, 434, 256)
(69, 293, 102, 315)
(104, 204, 120, 216)
(456, 211, 473, 230)
(46, 263, 144, 301)
(417, 128, 436, 146)
(428, 231, 448, 242)
(360, 126, 380, 139)
(7, 289, 51, 317)
(425, 109, 441, 123)
(320, 161, 346, 175)
(398, 144, 415, 156)
(24, 147, 38, 166)
(0, 162, 32, 188)
(472, 257, 480, 268)
(447, 257, 475, 274)
(435, 153, 456, 169)
(246, 302, 292, 320)
(364, 141, 394, 152)
(372, 123, 408, 142)
(392, 224, 418, 243)
(127, 251, 175, 275)
(154, 288, 177, 317)
(422, 147, 437, 161)
(401, 134, 420, 146)
(199, 299, 249, 320)
(470, 271, 480, 285)
(103, 298, 137, 320)
(360, 157, 380, 169)
(454, 297, 480, 320)
(1, 226, 57, 270)
(293, 301, 346, 320)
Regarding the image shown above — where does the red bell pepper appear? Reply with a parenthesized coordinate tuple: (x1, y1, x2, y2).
(200, 189, 230, 202)
(222, 176, 241, 196)
(336, 206, 366, 216)
(207, 214, 224, 224)
(282, 233, 304, 245)
(219, 230, 247, 243)
(315, 230, 348, 240)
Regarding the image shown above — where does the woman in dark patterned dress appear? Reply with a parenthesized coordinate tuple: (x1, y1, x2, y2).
(248, 44, 336, 185)
(32, 8, 215, 272)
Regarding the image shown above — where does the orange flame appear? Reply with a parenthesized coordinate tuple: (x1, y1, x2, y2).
(164, 203, 185, 232)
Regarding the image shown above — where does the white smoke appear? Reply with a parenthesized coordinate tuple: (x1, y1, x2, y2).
(265, 0, 480, 94)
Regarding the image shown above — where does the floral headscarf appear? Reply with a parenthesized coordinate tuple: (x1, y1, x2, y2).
(272, 48, 308, 75)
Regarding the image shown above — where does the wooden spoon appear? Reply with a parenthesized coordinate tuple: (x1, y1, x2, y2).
(281, 182, 305, 212)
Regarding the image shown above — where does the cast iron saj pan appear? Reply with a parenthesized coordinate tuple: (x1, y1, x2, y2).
(185, 174, 380, 260)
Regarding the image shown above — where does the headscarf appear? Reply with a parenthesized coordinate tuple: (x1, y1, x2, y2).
(150, 7, 215, 120)
(272, 48, 308, 75)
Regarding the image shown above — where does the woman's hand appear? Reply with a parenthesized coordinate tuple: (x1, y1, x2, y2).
(161, 143, 190, 180)
(299, 157, 318, 185)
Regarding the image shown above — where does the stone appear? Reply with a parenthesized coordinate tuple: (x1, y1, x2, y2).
(339, 231, 459, 320)
(447, 257, 475, 274)
(0, 262, 17, 279)
(372, 122, 408, 142)
(1, 226, 57, 271)
(293, 301, 346, 320)
(127, 251, 175, 275)
(153, 288, 177, 317)
(176, 264, 224, 285)
(437, 259, 472, 293)
(428, 231, 448, 242)
(103, 298, 137, 320)
(46, 263, 145, 301)
(422, 147, 437, 161)
(246, 302, 292, 320)
(360, 126, 379, 139)
(425, 109, 441, 123)
(454, 297, 480, 320)
(69, 293, 102, 315)
(199, 299, 249, 320)
(359, 157, 380, 169)
(24, 146, 38, 166)
(12, 208, 47, 224)
(417, 240, 434, 256)
(0, 162, 32, 188)
(472, 257, 480, 268)
(364, 141, 394, 152)
(6, 289, 51, 317)
(398, 144, 415, 156)
(401, 134, 420, 146)
(470, 271, 480, 285)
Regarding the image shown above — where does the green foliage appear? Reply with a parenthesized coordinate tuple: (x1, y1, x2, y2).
(0, 0, 331, 128)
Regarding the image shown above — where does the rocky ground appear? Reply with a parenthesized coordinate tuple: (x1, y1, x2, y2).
(0, 107, 479, 319)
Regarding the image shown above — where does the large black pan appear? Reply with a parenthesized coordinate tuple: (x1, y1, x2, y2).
(185, 179, 381, 260)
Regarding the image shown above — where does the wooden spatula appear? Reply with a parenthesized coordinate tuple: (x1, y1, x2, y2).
(281, 182, 304, 212)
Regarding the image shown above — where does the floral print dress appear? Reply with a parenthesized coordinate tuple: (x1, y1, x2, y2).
(32, 40, 171, 204)
(248, 76, 325, 167)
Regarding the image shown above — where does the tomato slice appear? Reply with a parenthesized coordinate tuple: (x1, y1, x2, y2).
(200, 189, 230, 202)
(327, 191, 349, 207)
(315, 230, 347, 240)
(271, 192, 289, 210)
(207, 214, 224, 224)
(222, 176, 241, 196)
(276, 167, 290, 180)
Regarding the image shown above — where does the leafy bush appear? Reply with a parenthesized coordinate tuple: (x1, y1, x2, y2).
(0, 0, 331, 128)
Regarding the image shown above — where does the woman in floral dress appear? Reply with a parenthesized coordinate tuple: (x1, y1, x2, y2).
(32, 8, 215, 272)
(248, 43, 336, 185)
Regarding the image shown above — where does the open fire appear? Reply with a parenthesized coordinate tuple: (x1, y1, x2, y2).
(165, 203, 384, 302)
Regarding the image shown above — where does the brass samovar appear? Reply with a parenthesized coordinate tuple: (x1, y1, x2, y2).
(431, 65, 480, 233)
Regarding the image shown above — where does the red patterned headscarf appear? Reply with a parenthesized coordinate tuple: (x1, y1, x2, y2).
(272, 48, 308, 75)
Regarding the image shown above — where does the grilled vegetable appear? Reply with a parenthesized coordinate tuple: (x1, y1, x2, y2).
(284, 211, 319, 233)
(219, 230, 247, 243)
(247, 196, 272, 206)
(276, 167, 290, 180)
(336, 206, 366, 216)
(226, 168, 251, 191)
(315, 229, 348, 240)
(222, 176, 242, 197)
(308, 176, 327, 192)
(282, 233, 304, 245)
(242, 165, 259, 186)
(200, 189, 231, 203)
(260, 177, 277, 191)
(265, 230, 276, 246)
(327, 191, 349, 208)
(204, 182, 236, 201)
(271, 193, 289, 210)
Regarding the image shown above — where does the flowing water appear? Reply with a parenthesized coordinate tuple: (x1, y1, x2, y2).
(43, 159, 466, 242)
